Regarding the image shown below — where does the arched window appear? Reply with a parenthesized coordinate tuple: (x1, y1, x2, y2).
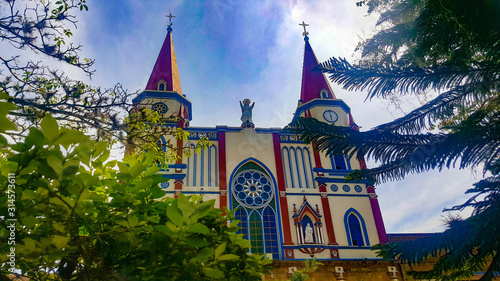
(157, 80, 167, 91)
(348, 214, 364, 246)
(263, 207, 279, 258)
(231, 160, 281, 258)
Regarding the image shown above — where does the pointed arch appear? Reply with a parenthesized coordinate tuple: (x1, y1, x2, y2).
(344, 208, 370, 246)
(228, 158, 283, 259)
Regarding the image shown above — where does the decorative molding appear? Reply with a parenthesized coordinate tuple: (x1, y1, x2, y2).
(279, 191, 286, 197)
(320, 192, 328, 198)
(219, 190, 227, 196)
(298, 247, 325, 258)
(330, 249, 340, 259)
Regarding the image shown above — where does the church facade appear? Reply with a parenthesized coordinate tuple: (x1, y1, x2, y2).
(132, 20, 405, 280)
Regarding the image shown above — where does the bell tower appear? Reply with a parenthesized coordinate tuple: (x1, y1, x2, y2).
(292, 24, 356, 129)
(132, 13, 191, 128)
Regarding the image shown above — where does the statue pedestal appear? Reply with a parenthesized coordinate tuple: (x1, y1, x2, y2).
(241, 122, 255, 129)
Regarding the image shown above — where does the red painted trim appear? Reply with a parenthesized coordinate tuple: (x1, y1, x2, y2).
(319, 183, 338, 245)
(218, 131, 227, 211)
(358, 157, 367, 169)
(313, 149, 323, 169)
(368, 186, 389, 244)
(273, 133, 294, 245)
(174, 122, 184, 197)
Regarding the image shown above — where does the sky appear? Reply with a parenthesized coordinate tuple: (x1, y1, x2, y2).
(71, 0, 477, 233)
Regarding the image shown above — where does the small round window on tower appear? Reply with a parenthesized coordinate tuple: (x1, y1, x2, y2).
(152, 102, 168, 115)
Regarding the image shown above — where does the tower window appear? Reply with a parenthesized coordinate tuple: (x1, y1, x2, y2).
(331, 154, 347, 170)
(157, 81, 167, 91)
(320, 89, 329, 99)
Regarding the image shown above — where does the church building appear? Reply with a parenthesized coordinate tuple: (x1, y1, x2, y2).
(132, 17, 404, 280)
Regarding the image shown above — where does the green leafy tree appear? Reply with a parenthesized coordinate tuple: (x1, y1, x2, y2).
(291, 0, 499, 280)
(0, 101, 271, 280)
(0, 0, 132, 141)
(1, 0, 202, 165)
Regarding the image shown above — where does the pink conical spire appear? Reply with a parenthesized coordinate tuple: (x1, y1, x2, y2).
(300, 36, 335, 103)
(145, 26, 182, 95)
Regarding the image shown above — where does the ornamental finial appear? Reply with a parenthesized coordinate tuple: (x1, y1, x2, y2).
(299, 21, 309, 37)
(166, 10, 176, 28)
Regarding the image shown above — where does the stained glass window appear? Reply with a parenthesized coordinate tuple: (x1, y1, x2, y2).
(263, 207, 279, 258)
(235, 208, 248, 240)
(249, 211, 264, 254)
(231, 163, 280, 258)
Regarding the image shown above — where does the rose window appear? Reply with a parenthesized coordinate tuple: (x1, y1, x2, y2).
(152, 102, 168, 115)
(232, 170, 273, 208)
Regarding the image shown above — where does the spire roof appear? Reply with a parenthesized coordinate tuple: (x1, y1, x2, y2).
(145, 25, 182, 95)
(299, 36, 336, 103)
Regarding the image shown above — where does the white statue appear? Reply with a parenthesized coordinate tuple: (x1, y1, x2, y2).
(239, 98, 255, 128)
(304, 223, 314, 243)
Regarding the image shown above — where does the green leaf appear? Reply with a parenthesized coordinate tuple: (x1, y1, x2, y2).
(217, 254, 240, 261)
(177, 193, 195, 220)
(191, 200, 215, 221)
(52, 222, 66, 233)
(54, 129, 87, 147)
(187, 223, 210, 235)
(150, 186, 167, 199)
(185, 238, 209, 248)
(0, 101, 16, 132)
(214, 242, 226, 260)
(92, 141, 108, 158)
(26, 128, 47, 147)
(203, 268, 224, 279)
(196, 248, 214, 263)
(47, 155, 63, 176)
(40, 114, 59, 142)
(167, 205, 184, 227)
(52, 235, 69, 249)
(127, 215, 139, 227)
(22, 216, 38, 229)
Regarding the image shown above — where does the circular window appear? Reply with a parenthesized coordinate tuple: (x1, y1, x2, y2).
(330, 184, 339, 192)
(342, 185, 351, 192)
(354, 185, 363, 193)
(152, 102, 168, 115)
(160, 182, 170, 189)
(232, 170, 274, 208)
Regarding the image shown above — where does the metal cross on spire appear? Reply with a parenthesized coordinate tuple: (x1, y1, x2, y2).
(299, 21, 309, 37)
(166, 11, 176, 27)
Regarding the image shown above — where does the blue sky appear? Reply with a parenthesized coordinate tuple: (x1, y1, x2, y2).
(74, 0, 475, 233)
